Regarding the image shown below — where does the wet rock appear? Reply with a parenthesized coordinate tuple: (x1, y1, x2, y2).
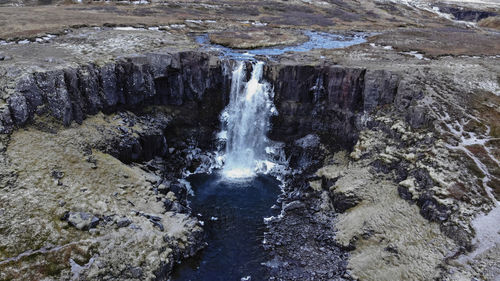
(294, 134, 320, 149)
(170, 201, 188, 213)
(169, 182, 188, 202)
(282, 200, 305, 212)
(265, 196, 349, 280)
(157, 183, 170, 195)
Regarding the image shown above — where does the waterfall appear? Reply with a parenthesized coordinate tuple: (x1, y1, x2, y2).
(219, 61, 276, 179)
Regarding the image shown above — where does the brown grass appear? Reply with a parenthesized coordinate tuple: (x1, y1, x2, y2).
(478, 16, 500, 30)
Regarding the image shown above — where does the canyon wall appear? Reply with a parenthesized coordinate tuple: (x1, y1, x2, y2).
(265, 63, 400, 150)
(1, 52, 230, 135)
(2, 52, 403, 154)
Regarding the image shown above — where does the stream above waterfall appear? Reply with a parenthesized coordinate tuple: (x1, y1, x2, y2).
(196, 30, 367, 59)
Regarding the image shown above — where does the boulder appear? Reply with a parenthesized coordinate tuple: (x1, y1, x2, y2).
(64, 211, 100, 230)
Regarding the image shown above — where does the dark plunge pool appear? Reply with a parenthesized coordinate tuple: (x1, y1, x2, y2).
(171, 173, 281, 281)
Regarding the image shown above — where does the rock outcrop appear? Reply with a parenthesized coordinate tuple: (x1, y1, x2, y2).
(2, 52, 230, 134)
(265, 64, 400, 150)
(2, 52, 407, 158)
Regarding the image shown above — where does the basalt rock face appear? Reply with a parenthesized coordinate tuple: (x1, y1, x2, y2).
(2, 54, 411, 175)
(2, 51, 231, 137)
(265, 64, 400, 152)
(3, 53, 405, 156)
(2, 51, 232, 166)
(437, 6, 497, 22)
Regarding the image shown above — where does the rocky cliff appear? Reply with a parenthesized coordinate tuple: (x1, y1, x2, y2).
(1, 48, 497, 280)
(2, 52, 405, 155)
(2, 52, 230, 134)
(265, 64, 401, 150)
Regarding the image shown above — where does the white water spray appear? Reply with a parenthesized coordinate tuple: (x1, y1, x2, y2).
(219, 61, 276, 179)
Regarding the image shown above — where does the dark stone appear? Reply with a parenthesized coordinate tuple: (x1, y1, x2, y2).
(4, 51, 228, 132)
(140, 134, 167, 160)
(331, 191, 361, 213)
(170, 202, 188, 213)
(64, 68, 86, 124)
(417, 192, 450, 222)
(99, 63, 122, 109)
(64, 211, 100, 230)
(116, 217, 132, 228)
(34, 70, 73, 125)
(437, 6, 497, 22)
(266, 63, 366, 150)
(15, 75, 45, 115)
(394, 78, 423, 111)
(282, 200, 305, 212)
(384, 245, 399, 255)
(406, 105, 431, 129)
(129, 267, 143, 278)
(51, 170, 64, 179)
(398, 185, 414, 201)
(151, 220, 165, 231)
(79, 64, 103, 115)
(169, 183, 188, 202)
(413, 168, 434, 190)
(363, 70, 400, 112)
(0, 106, 13, 133)
(7, 94, 29, 125)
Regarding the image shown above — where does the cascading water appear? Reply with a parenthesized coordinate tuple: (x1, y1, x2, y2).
(219, 61, 277, 179)
(172, 62, 282, 280)
(173, 61, 284, 280)
(173, 33, 367, 280)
